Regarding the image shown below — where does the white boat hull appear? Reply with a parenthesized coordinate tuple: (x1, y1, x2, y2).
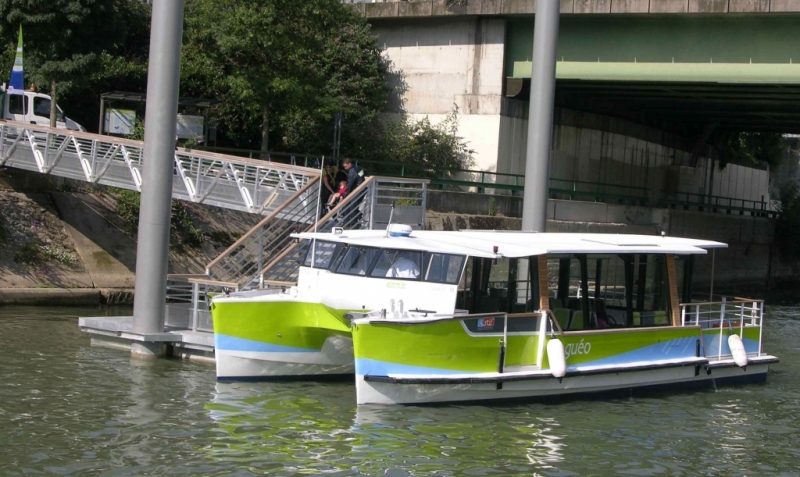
(356, 361, 773, 405)
(216, 335, 355, 379)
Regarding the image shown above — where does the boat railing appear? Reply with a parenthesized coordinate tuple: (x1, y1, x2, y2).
(680, 296, 765, 360)
(164, 275, 237, 332)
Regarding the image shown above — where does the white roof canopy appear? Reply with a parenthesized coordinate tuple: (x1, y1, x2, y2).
(292, 230, 726, 258)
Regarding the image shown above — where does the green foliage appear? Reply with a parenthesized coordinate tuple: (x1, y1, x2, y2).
(112, 188, 204, 249)
(719, 132, 788, 169)
(13, 242, 40, 265)
(374, 109, 475, 178)
(12, 242, 77, 266)
(774, 181, 800, 263)
(0, 0, 150, 126)
(170, 200, 204, 249)
(125, 118, 145, 141)
(181, 0, 389, 154)
(115, 189, 140, 234)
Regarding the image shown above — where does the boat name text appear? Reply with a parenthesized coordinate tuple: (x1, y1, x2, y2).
(564, 339, 592, 360)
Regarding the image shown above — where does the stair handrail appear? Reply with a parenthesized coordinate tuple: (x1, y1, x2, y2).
(255, 176, 377, 284)
(204, 175, 320, 275)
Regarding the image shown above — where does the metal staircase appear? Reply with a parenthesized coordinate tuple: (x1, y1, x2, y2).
(0, 120, 318, 214)
(163, 176, 428, 333)
(203, 176, 429, 289)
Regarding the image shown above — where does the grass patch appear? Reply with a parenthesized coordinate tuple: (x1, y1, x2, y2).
(14, 242, 78, 267)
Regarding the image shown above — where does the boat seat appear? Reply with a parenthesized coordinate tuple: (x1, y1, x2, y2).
(549, 297, 564, 309)
(653, 311, 669, 325)
(553, 308, 571, 330)
(569, 311, 585, 330)
(633, 311, 669, 327)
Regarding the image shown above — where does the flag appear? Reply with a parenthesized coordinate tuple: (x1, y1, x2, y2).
(8, 26, 23, 94)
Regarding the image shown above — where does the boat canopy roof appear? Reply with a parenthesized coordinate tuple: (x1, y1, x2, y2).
(292, 230, 726, 259)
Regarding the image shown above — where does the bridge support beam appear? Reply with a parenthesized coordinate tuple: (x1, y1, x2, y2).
(131, 0, 185, 358)
(521, 0, 559, 233)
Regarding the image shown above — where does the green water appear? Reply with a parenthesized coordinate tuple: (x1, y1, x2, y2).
(0, 305, 798, 476)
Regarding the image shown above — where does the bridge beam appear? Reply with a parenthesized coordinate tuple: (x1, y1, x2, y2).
(131, 0, 185, 358)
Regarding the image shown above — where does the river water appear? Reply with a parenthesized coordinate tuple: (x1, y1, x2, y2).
(0, 305, 798, 476)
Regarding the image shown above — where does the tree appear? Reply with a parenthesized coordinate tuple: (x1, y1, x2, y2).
(718, 132, 788, 169)
(181, 0, 390, 156)
(371, 110, 475, 178)
(0, 0, 145, 128)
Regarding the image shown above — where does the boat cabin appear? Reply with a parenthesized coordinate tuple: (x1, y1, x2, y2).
(294, 229, 725, 332)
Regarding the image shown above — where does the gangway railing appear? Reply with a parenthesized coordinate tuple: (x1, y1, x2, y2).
(0, 120, 318, 215)
(199, 176, 428, 290)
(259, 177, 428, 285)
(204, 176, 323, 287)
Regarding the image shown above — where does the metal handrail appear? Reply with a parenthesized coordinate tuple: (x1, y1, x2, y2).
(257, 176, 377, 284)
(205, 176, 320, 272)
(0, 120, 318, 214)
(205, 178, 324, 286)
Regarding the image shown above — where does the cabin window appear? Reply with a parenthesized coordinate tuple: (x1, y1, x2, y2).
(545, 253, 672, 330)
(8, 94, 26, 114)
(302, 240, 340, 269)
(33, 97, 65, 122)
(457, 257, 513, 314)
(334, 246, 379, 276)
(423, 252, 465, 285)
(370, 250, 422, 280)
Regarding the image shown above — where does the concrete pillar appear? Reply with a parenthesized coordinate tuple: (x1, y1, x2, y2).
(131, 0, 185, 359)
(521, 0, 560, 233)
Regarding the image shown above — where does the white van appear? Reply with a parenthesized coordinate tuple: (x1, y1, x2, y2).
(0, 85, 85, 131)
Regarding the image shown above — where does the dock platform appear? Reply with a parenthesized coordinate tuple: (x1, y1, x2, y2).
(79, 316, 216, 363)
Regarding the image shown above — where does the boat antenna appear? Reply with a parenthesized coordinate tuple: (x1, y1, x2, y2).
(310, 156, 325, 269)
(384, 200, 395, 237)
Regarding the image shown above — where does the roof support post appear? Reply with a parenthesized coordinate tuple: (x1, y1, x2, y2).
(521, 0, 559, 233)
(131, 0, 185, 359)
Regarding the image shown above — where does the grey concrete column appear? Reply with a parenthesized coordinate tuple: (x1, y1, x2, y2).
(521, 0, 560, 233)
(131, 0, 185, 359)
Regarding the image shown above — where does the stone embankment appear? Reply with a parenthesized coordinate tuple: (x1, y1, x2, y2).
(0, 168, 261, 306)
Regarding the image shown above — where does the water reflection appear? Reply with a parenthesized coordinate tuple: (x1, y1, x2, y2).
(206, 383, 570, 476)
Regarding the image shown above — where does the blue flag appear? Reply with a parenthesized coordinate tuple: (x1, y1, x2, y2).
(8, 26, 23, 93)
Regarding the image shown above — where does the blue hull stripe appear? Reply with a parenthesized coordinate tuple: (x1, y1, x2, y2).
(215, 334, 319, 353)
(579, 337, 698, 367)
(356, 358, 466, 377)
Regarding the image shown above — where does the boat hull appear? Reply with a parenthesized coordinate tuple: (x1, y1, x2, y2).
(356, 361, 772, 405)
(353, 316, 776, 405)
(212, 298, 353, 379)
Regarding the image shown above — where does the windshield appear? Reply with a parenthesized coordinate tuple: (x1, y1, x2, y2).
(33, 97, 65, 122)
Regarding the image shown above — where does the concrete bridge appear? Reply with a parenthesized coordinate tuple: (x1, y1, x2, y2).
(351, 0, 800, 208)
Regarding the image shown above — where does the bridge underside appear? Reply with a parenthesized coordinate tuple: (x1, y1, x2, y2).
(505, 15, 800, 134)
(508, 79, 800, 134)
(558, 80, 800, 134)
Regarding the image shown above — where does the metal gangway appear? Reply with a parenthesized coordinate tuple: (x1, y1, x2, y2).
(0, 120, 319, 215)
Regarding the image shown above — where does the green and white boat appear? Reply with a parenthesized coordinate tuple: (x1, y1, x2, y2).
(212, 226, 778, 404)
(210, 224, 471, 379)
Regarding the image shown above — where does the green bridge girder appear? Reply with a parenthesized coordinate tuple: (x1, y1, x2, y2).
(506, 16, 800, 133)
